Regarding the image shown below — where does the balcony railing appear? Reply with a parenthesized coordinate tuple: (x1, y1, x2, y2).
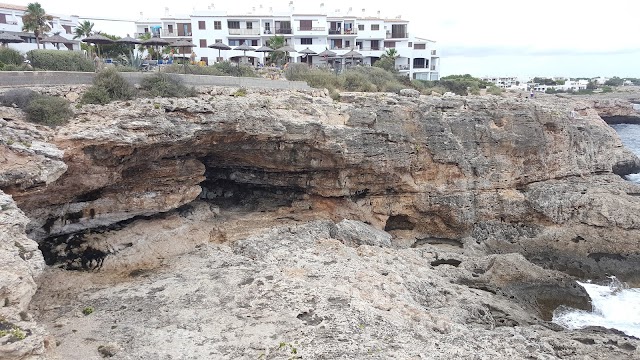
(297, 27, 326, 31)
(431, 65, 436, 70)
(386, 32, 408, 39)
(275, 28, 292, 34)
(162, 29, 177, 37)
(329, 29, 357, 35)
(396, 65, 410, 70)
(229, 28, 260, 35)
(6, 20, 18, 25)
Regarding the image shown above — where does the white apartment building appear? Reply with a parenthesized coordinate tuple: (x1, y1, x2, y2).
(137, 4, 440, 80)
(0, 2, 80, 52)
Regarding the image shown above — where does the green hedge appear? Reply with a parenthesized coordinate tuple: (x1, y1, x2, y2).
(140, 73, 196, 98)
(0, 48, 22, 67)
(26, 50, 94, 72)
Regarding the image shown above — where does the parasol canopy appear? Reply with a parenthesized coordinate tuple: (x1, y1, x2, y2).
(208, 41, 231, 62)
(115, 35, 141, 44)
(0, 32, 25, 46)
(317, 48, 337, 57)
(254, 45, 274, 53)
(298, 47, 317, 55)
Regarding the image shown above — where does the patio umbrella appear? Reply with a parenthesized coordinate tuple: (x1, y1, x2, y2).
(343, 49, 362, 68)
(276, 45, 296, 64)
(115, 35, 142, 67)
(233, 42, 256, 65)
(317, 48, 337, 66)
(208, 41, 231, 62)
(43, 34, 74, 50)
(298, 47, 316, 64)
(0, 32, 24, 47)
(142, 37, 170, 61)
(254, 45, 273, 65)
(171, 39, 196, 73)
(82, 34, 114, 58)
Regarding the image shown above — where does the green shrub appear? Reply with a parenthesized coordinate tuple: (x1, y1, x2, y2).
(343, 71, 376, 92)
(212, 61, 256, 77)
(285, 63, 343, 93)
(24, 95, 73, 126)
(0, 47, 22, 66)
(80, 86, 111, 105)
(0, 89, 39, 108)
(140, 73, 196, 98)
(163, 64, 225, 76)
(26, 50, 94, 72)
(486, 86, 504, 95)
(92, 68, 135, 100)
(232, 87, 247, 97)
(348, 67, 404, 92)
(1, 64, 32, 71)
(82, 306, 94, 315)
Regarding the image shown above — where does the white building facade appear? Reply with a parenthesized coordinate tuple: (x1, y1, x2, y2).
(138, 5, 440, 80)
(0, 3, 80, 52)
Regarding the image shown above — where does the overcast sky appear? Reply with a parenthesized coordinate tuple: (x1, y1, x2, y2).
(11, 0, 640, 78)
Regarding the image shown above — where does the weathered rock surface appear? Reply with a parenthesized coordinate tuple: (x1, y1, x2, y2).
(0, 191, 47, 359)
(3, 88, 640, 358)
(4, 90, 639, 282)
(30, 221, 639, 359)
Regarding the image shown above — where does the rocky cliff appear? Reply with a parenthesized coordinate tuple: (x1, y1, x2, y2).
(2, 87, 640, 358)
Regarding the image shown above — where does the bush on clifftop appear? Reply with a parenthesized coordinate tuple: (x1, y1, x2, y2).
(81, 68, 136, 104)
(24, 95, 73, 126)
(139, 73, 196, 98)
(0, 89, 39, 108)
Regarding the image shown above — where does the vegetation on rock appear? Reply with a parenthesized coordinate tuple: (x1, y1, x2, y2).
(24, 95, 73, 126)
(0, 89, 39, 108)
(0, 48, 22, 67)
(82, 68, 135, 104)
(139, 73, 196, 98)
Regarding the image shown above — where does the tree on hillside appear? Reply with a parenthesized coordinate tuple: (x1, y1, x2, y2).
(22, 2, 52, 49)
(374, 48, 400, 72)
(605, 76, 624, 86)
(74, 20, 95, 39)
(266, 35, 286, 65)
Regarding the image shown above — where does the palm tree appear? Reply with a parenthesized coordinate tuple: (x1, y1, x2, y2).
(21, 2, 52, 49)
(384, 48, 399, 59)
(266, 35, 286, 65)
(73, 20, 94, 39)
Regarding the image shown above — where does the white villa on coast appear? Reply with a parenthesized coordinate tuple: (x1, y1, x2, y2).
(0, 2, 80, 51)
(134, 3, 441, 80)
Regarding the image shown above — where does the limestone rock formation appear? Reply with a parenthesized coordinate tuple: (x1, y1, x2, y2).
(0, 191, 47, 360)
(4, 90, 639, 283)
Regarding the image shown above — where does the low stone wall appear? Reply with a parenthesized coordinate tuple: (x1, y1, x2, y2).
(0, 71, 310, 90)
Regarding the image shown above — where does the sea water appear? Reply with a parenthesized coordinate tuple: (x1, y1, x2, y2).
(550, 123, 640, 337)
(611, 123, 640, 183)
(553, 277, 640, 338)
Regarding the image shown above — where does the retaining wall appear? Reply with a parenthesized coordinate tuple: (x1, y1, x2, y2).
(0, 71, 310, 90)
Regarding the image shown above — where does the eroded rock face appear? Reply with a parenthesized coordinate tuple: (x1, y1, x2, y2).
(30, 221, 639, 359)
(0, 191, 46, 359)
(4, 90, 640, 282)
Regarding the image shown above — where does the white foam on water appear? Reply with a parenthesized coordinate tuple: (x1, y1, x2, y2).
(552, 277, 640, 338)
(624, 173, 640, 183)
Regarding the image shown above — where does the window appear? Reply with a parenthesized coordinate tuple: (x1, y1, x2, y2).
(301, 38, 312, 45)
(198, 21, 206, 30)
(414, 43, 426, 49)
(167, 24, 173, 33)
(251, 39, 258, 46)
(384, 41, 396, 48)
(345, 40, 350, 47)
(246, 22, 253, 29)
(199, 39, 207, 48)
(0, 14, 6, 24)
(214, 21, 221, 30)
(62, 25, 72, 34)
(358, 24, 364, 31)
(371, 24, 379, 30)
(299, 20, 312, 30)
(229, 39, 240, 46)
(264, 23, 271, 31)
(144, 27, 149, 33)
(228, 21, 240, 29)
(215, 39, 222, 43)
(408, 42, 412, 47)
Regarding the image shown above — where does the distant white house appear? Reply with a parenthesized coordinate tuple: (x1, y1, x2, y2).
(481, 76, 528, 90)
(0, 2, 80, 52)
(532, 79, 587, 92)
(591, 76, 609, 85)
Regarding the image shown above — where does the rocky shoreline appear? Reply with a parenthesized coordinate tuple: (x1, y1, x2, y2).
(2, 87, 640, 358)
